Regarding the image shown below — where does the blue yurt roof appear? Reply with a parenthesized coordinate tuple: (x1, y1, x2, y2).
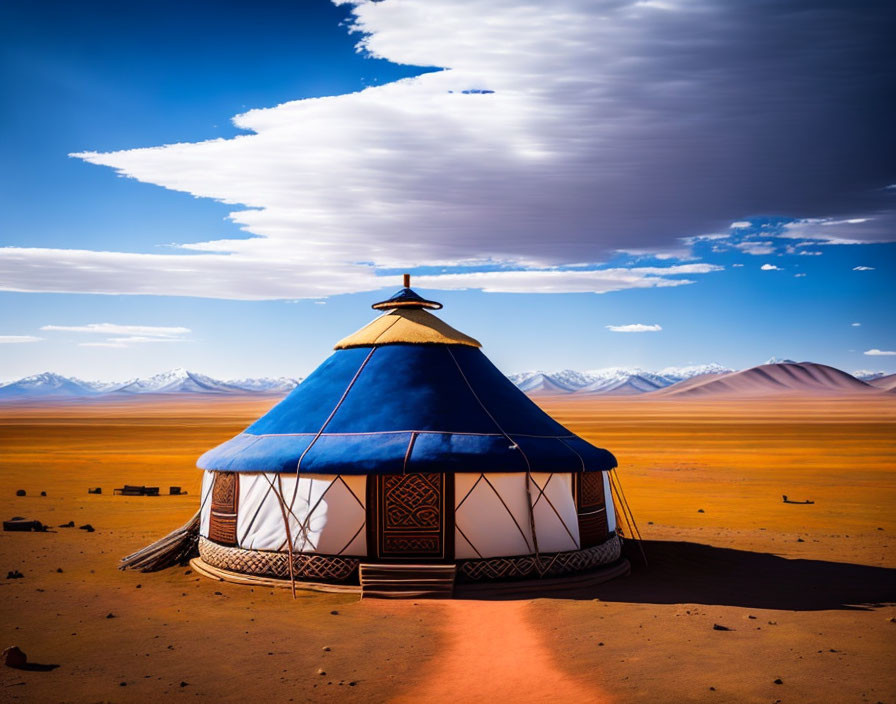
(198, 289, 617, 476)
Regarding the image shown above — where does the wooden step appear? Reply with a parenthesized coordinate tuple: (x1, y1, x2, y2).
(359, 563, 456, 599)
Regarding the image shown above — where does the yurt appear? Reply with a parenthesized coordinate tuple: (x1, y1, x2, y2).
(127, 278, 631, 595)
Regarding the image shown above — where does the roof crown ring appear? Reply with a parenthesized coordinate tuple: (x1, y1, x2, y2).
(371, 273, 443, 310)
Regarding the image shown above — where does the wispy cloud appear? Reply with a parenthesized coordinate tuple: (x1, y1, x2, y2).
(761, 264, 782, 271)
(851, 322, 861, 327)
(779, 217, 895, 246)
(41, 323, 190, 337)
(853, 265, 875, 271)
(734, 241, 775, 255)
(606, 323, 662, 333)
(0, 335, 42, 344)
(41, 323, 191, 349)
(865, 349, 896, 356)
(413, 265, 721, 295)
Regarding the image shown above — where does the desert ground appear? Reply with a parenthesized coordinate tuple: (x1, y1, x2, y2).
(0, 394, 894, 703)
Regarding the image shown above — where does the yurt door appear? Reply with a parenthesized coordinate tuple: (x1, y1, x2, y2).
(574, 472, 609, 548)
(369, 473, 453, 561)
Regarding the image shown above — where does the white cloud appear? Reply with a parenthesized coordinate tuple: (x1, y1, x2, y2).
(761, 264, 782, 271)
(729, 221, 751, 229)
(78, 342, 129, 349)
(865, 349, 896, 356)
(606, 323, 662, 333)
(77, 336, 188, 348)
(779, 217, 894, 246)
(0, 335, 42, 344)
(798, 250, 822, 256)
(731, 263, 744, 268)
(734, 241, 775, 255)
(793, 273, 806, 277)
(851, 322, 861, 327)
(41, 323, 190, 337)
(680, 233, 730, 245)
(852, 266, 875, 271)
(0, 0, 878, 301)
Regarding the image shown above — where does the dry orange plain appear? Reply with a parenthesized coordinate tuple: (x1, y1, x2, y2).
(0, 394, 894, 703)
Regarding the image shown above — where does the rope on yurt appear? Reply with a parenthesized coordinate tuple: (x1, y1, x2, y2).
(607, 471, 632, 537)
(445, 347, 544, 573)
(609, 468, 648, 567)
(270, 347, 376, 597)
(286, 347, 377, 514)
(611, 468, 644, 544)
(274, 475, 298, 599)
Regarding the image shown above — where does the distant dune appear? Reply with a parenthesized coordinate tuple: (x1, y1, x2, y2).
(868, 372, 896, 392)
(654, 361, 883, 397)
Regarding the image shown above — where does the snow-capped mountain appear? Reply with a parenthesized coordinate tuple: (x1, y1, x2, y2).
(113, 368, 246, 394)
(505, 364, 733, 396)
(853, 370, 886, 381)
(0, 369, 303, 400)
(507, 372, 581, 394)
(576, 373, 666, 396)
(0, 372, 99, 399)
(225, 376, 300, 393)
(657, 363, 733, 381)
(77, 377, 137, 393)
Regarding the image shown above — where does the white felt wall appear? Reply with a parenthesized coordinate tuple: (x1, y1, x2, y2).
(454, 472, 582, 559)
(604, 471, 617, 533)
(199, 471, 366, 556)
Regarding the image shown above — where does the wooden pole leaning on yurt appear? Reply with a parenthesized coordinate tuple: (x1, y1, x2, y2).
(119, 511, 200, 572)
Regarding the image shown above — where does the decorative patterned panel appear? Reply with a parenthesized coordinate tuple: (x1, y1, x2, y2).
(579, 472, 605, 509)
(199, 537, 358, 583)
(458, 534, 622, 582)
(374, 473, 450, 559)
(575, 472, 608, 549)
(209, 472, 239, 546)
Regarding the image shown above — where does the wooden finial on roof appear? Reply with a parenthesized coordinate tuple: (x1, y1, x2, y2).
(403, 273, 411, 289)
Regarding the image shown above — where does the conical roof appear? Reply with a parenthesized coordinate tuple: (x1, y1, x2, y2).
(198, 285, 616, 475)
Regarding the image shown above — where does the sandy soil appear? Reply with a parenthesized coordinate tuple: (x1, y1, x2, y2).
(0, 395, 894, 703)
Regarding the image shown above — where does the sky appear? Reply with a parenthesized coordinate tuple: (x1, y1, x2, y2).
(1, 0, 894, 382)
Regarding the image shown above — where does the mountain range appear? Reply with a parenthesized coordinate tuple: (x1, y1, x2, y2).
(507, 363, 733, 396)
(510, 362, 894, 397)
(0, 363, 893, 401)
(0, 368, 300, 400)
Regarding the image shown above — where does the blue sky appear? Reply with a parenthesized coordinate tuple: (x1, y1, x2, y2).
(1, 0, 894, 381)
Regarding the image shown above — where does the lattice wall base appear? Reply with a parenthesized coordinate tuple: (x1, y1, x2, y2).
(457, 534, 622, 582)
(198, 537, 359, 583)
(198, 533, 621, 585)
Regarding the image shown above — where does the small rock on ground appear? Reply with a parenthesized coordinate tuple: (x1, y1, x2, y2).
(3, 646, 27, 668)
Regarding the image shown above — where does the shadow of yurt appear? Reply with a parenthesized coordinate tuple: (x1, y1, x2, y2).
(541, 540, 896, 610)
